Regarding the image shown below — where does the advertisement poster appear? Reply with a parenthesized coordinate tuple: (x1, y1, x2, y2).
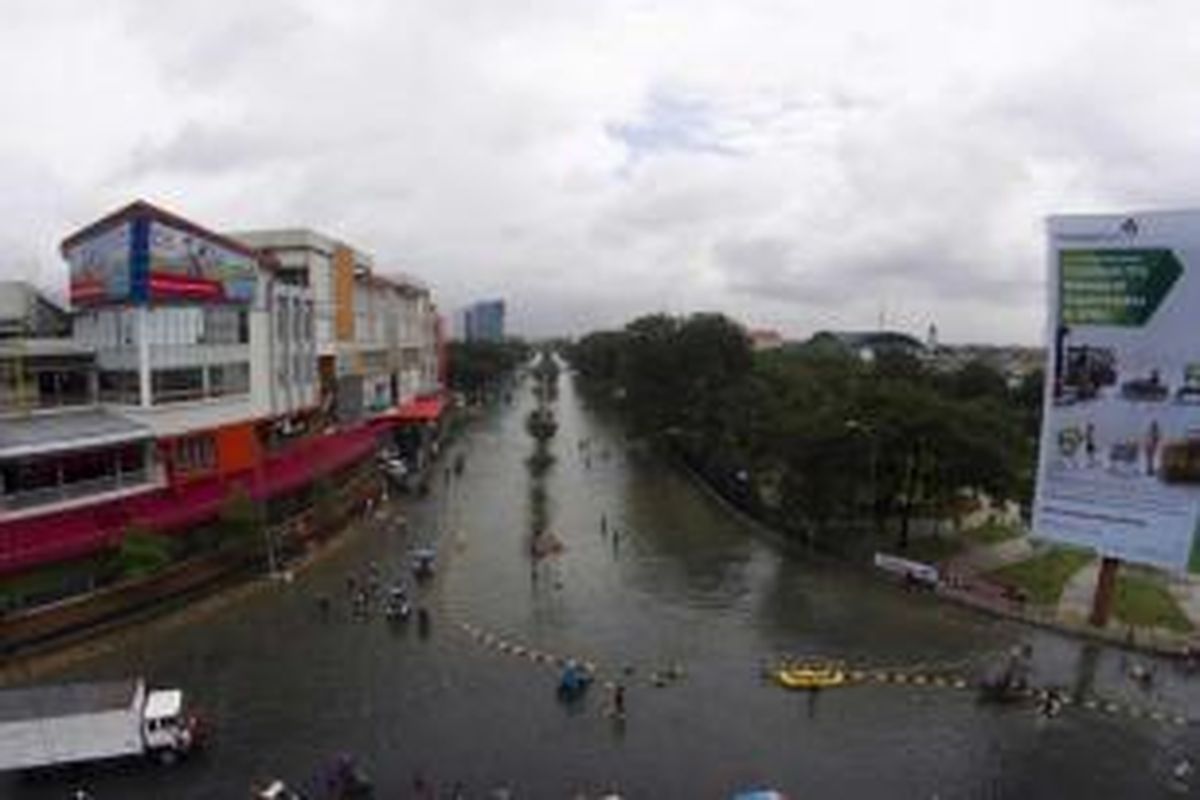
(1034, 211, 1200, 572)
(147, 220, 257, 304)
(65, 216, 257, 306)
(66, 222, 133, 306)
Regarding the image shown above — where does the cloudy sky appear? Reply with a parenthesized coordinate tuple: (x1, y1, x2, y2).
(3, 0, 1199, 343)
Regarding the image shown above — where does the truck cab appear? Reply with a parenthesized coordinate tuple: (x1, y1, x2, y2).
(142, 689, 196, 757)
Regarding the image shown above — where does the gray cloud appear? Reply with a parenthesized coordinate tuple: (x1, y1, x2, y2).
(0, 0, 1196, 342)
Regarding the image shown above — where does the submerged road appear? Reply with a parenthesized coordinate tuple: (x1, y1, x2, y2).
(6, 369, 1200, 798)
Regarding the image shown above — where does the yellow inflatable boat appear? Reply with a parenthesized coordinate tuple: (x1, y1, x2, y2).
(775, 664, 847, 690)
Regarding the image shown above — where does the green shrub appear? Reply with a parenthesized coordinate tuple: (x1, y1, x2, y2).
(112, 526, 174, 580)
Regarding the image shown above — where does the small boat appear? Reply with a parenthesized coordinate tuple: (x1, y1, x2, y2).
(411, 548, 436, 580)
(775, 663, 846, 690)
(385, 590, 411, 622)
(557, 661, 593, 701)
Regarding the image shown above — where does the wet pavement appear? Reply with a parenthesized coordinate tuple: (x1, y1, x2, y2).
(6, 369, 1200, 798)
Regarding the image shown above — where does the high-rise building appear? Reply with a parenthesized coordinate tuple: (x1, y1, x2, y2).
(463, 299, 505, 342)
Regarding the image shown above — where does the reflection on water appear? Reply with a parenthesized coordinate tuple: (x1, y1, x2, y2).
(6, 367, 1200, 798)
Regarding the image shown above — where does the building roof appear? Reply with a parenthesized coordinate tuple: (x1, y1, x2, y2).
(230, 228, 374, 268)
(371, 271, 429, 295)
(60, 200, 263, 262)
(0, 409, 152, 460)
(0, 680, 140, 723)
(0, 282, 71, 337)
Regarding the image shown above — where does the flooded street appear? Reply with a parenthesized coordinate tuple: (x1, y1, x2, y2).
(7, 369, 1200, 798)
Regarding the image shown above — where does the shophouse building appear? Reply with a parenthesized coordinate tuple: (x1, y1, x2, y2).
(0, 202, 442, 587)
(230, 229, 442, 425)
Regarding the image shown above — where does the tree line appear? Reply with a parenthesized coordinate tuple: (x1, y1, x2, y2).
(446, 339, 531, 404)
(568, 313, 1042, 554)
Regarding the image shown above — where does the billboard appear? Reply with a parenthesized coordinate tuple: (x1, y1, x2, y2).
(66, 222, 134, 305)
(1034, 211, 1200, 572)
(146, 219, 256, 304)
(66, 209, 257, 306)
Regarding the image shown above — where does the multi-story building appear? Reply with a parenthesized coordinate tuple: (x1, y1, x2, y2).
(0, 281, 70, 339)
(462, 299, 506, 342)
(230, 229, 441, 424)
(63, 202, 304, 486)
(0, 201, 443, 586)
(0, 328, 158, 520)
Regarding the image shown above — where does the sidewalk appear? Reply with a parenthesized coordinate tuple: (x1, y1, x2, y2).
(1055, 560, 1100, 625)
(952, 536, 1032, 572)
(1168, 576, 1200, 631)
(941, 533, 1200, 656)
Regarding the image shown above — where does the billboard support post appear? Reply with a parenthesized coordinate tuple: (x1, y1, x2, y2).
(1089, 556, 1120, 627)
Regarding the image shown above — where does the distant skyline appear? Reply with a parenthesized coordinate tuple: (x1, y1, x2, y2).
(3, 1, 1200, 345)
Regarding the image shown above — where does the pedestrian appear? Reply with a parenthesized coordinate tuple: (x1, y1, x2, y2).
(601, 513, 607, 534)
(613, 683, 626, 718)
(1146, 419, 1162, 476)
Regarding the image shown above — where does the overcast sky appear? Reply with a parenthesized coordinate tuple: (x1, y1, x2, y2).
(3, 1, 1200, 343)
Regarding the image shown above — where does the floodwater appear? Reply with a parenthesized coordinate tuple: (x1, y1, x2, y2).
(6, 369, 1200, 798)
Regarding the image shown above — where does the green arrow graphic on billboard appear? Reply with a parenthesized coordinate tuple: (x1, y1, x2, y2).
(1060, 248, 1183, 326)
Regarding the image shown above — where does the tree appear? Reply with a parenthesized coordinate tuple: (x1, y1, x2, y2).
(311, 477, 338, 531)
(943, 359, 1009, 403)
(569, 313, 1031, 554)
(219, 484, 262, 549)
(446, 339, 530, 403)
(111, 524, 173, 580)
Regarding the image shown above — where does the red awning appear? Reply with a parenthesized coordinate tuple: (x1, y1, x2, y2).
(376, 394, 446, 426)
(0, 423, 382, 577)
(125, 476, 231, 533)
(0, 509, 118, 576)
(253, 424, 378, 498)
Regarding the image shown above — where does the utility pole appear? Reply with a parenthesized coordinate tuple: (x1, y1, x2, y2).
(1089, 556, 1120, 627)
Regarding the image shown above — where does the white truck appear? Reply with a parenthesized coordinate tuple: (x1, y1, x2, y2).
(0, 678, 201, 772)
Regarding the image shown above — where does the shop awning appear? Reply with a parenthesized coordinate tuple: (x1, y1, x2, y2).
(254, 424, 378, 498)
(125, 476, 231, 533)
(376, 394, 446, 426)
(0, 509, 117, 576)
(0, 423, 381, 576)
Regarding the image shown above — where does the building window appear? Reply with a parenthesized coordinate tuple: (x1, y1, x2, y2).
(99, 370, 141, 404)
(174, 435, 216, 475)
(151, 367, 204, 404)
(0, 444, 149, 509)
(208, 362, 250, 397)
(117, 444, 146, 476)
